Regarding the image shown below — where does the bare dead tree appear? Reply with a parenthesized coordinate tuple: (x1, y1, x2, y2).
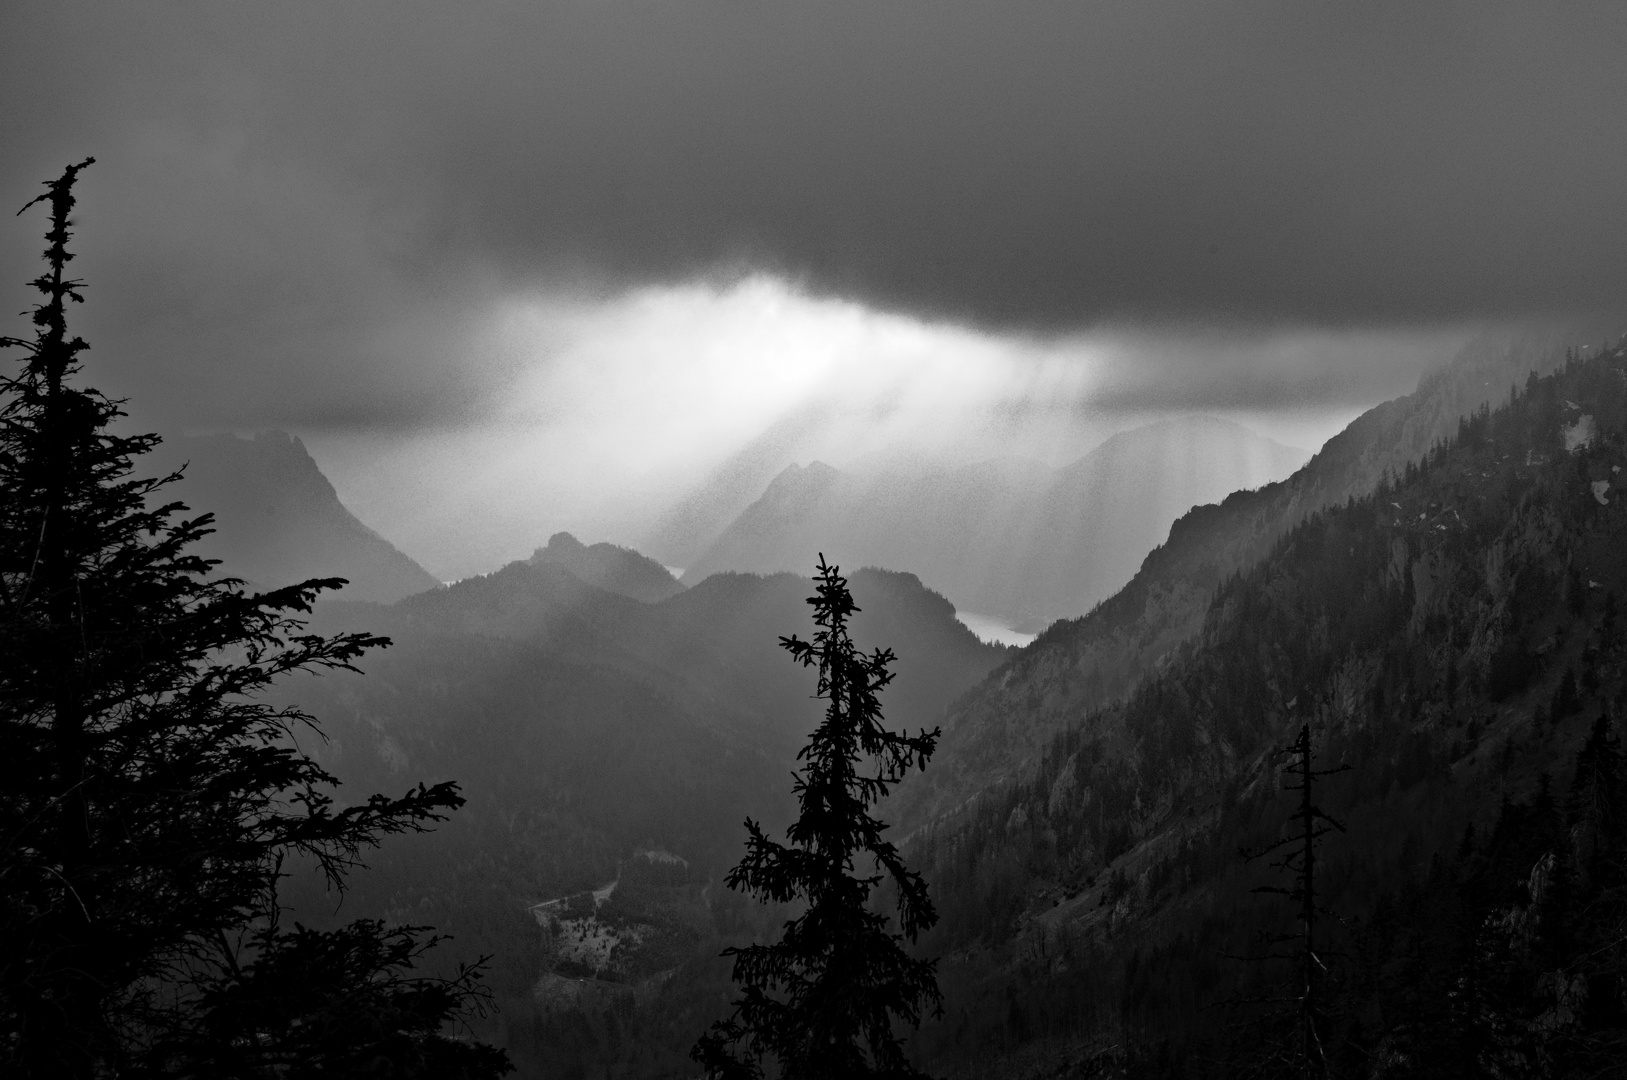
(1233, 703, 1350, 1079)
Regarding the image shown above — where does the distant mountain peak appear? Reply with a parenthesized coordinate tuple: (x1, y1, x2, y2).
(530, 532, 684, 604)
(763, 460, 841, 499)
(144, 431, 438, 604)
(682, 419, 1308, 614)
(541, 531, 587, 554)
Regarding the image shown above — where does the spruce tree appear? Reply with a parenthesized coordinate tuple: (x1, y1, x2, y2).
(693, 556, 942, 1080)
(0, 163, 509, 1076)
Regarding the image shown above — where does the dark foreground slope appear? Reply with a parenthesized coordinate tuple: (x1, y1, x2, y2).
(895, 327, 1606, 831)
(908, 344, 1627, 1077)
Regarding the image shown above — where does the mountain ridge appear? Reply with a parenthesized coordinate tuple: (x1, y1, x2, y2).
(907, 340, 1627, 1074)
(890, 326, 1619, 834)
(287, 550, 1012, 1079)
(144, 430, 439, 604)
(529, 531, 685, 603)
(681, 414, 1308, 624)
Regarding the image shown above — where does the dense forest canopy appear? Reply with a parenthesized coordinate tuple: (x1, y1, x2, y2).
(909, 345, 1627, 1076)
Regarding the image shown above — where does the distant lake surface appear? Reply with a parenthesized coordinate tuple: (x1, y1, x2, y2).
(954, 610, 1037, 648)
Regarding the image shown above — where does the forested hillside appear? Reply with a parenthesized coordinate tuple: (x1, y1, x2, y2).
(894, 328, 1604, 833)
(279, 560, 1006, 1076)
(256, 331, 1625, 1079)
(906, 344, 1627, 1076)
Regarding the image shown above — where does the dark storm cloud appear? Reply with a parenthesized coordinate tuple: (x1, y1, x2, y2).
(3, 2, 1626, 429)
(1082, 327, 1488, 413)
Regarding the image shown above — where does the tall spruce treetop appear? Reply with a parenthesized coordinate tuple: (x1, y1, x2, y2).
(694, 556, 942, 1080)
(0, 163, 508, 1076)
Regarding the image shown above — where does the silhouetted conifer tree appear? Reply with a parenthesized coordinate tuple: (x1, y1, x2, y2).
(0, 163, 509, 1076)
(693, 556, 942, 1080)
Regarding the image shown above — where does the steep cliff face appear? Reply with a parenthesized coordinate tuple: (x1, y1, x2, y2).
(145, 431, 438, 603)
(907, 343, 1627, 1076)
(895, 328, 1603, 831)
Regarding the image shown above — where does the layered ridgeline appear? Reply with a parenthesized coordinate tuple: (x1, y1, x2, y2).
(144, 431, 439, 603)
(284, 555, 1007, 1077)
(680, 415, 1308, 627)
(894, 327, 1607, 830)
(907, 343, 1627, 1075)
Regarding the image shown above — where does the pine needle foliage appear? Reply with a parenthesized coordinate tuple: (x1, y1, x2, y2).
(694, 556, 943, 1080)
(0, 163, 509, 1077)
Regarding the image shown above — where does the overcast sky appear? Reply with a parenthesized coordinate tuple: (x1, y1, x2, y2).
(4, 3, 1624, 574)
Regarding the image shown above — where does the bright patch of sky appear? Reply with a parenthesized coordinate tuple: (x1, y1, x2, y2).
(305, 275, 1466, 580)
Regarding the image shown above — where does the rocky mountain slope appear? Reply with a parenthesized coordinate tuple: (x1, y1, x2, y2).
(144, 431, 439, 603)
(893, 327, 1608, 832)
(906, 341, 1627, 1076)
(681, 415, 1307, 625)
(245, 327, 1618, 1077)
